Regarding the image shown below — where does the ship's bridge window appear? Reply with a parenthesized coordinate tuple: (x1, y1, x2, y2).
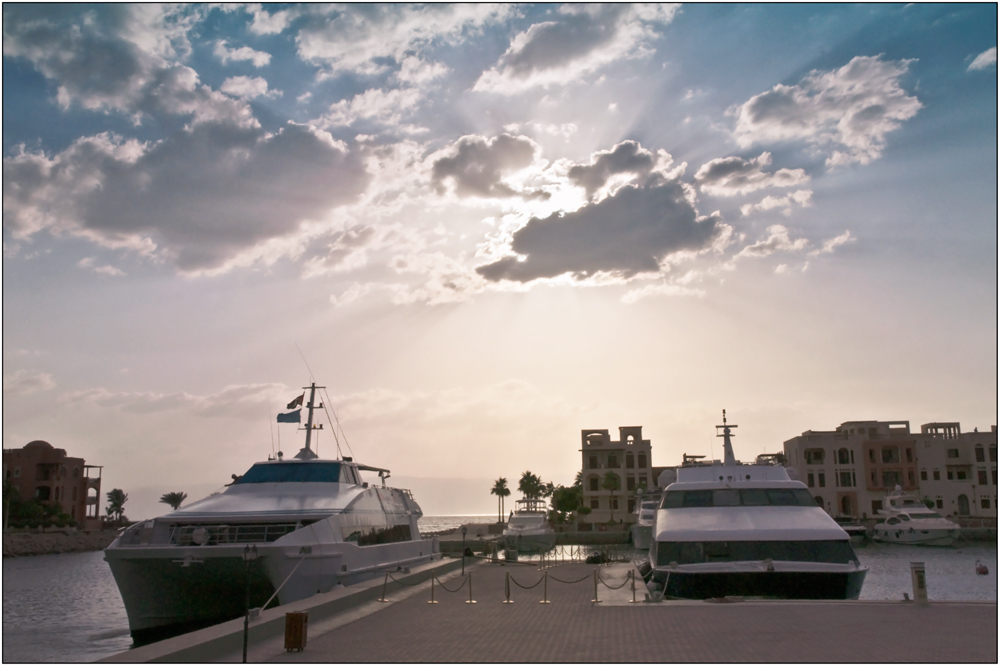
(661, 488, 816, 508)
(656, 540, 857, 566)
(898, 514, 911, 521)
(233, 462, 342, 484)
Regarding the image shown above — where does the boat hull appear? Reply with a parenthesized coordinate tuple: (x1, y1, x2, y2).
(632, 524, 652, 550)
(871, 527, 957, 546)
(503, 531, 557, 554)
(105, 538, 439, 644)
(651, 568, 867, 600)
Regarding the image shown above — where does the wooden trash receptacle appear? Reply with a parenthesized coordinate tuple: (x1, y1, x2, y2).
(284, 611, 308, 652)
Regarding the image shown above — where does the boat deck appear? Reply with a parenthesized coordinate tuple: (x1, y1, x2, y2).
(103, 559, 997, 663)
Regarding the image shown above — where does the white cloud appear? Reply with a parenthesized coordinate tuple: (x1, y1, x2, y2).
(734, 224, 809, 259)
(3, 370, 56, 395)
(214, 40, 271, 67)
(621, 281, 706, 303)
(78, 257, 126, 276)
(968, 47, 997, 71)
(474, 4, 679, 93)
(220, 75, 281, 100)
(731, 55, 921, 167)
(316, 87, 422, 127)
(695, 152, 809, 197)
(740, 190, 813, 217)
(809, 230, 855, 255)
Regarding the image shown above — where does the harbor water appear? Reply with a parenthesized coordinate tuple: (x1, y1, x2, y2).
(2, 521, 995, 663)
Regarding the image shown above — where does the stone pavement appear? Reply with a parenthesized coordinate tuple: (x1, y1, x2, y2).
(250, 560, 997, 663)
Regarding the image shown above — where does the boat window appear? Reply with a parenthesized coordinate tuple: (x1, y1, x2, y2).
(233, 462, 342, 484)
(898, 514, 911, 521)
(886, 517, 900, 525)
(713, 489, 740, 506)
(922, 512, 942, 519)
(656, 540, 857, 566)
(662, 488, 817, 508)
(739, 489, 769, 506)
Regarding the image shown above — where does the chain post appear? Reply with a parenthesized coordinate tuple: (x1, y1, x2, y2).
(503, 571, 513, 604)
(591, 569, 602, 603)
(540, 570, 551, 604)
(378, 571, 390, 603)
(629, 569, 640, 603)
(466, 573, 476, 604)
(427, 576, 438, 604)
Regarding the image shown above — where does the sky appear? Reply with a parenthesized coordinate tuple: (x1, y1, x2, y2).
(3, 3, 997, 521)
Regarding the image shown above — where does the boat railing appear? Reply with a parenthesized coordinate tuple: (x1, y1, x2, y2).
(166, 522, 302, 546)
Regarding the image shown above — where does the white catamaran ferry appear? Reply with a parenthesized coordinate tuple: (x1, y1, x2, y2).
(104, 383, 440, 644)
(644, 412, 867, 600)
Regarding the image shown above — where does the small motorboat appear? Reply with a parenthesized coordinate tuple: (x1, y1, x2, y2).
(503, 498, 557, 554)
(871, 487, 960, 546)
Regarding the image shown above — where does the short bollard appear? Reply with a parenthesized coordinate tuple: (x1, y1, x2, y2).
(503, 572, 514, 604)
(427, 576, 439, 604)
(466, 573, 477, 604)
(378, 571, 390, 603)
(591, 569, 602, 603)
(540, 571, 551, 604)
(910, 562, 928, 604)
(284, 611, 308, 652)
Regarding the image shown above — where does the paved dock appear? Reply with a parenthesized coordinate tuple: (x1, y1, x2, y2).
(107, 558, 997, 663)
(252, 561, 994, 663)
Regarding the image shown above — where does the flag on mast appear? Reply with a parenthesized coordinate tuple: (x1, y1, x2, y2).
(277, 410, 301, 423)
(286, 394, 304, 409)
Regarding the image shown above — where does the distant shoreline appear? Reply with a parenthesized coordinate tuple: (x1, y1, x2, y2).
(2, 530, 119, 557)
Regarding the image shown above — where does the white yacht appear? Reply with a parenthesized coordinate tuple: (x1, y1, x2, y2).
(644, 412, 867, 600)
(631, 491, 660, 551)
(104, 383, 439, 644)
(871, 487, 959, 546)
(503, 498, 557, 554)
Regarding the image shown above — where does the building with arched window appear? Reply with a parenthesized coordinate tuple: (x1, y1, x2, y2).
(3, 440, 103, 529)
(784, 421, 997, 520)
(579, 426, 652, 524)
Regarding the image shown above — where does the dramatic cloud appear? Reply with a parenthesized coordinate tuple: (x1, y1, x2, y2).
(476, 174, 727, 283)
(214, 39, 271, 67)
(731, 55, 921, 166)
(695, 152, 809, 197)
(740, 190, 813, 217)
(568, 140, 661, 200)
(431, 134, 547, 200)
(3, 5, 254, 128)
(474, 4, 678, 92)
(968, 47, 997, 71)
(3, 123, 369, 271)
(735, 225, 809, 259)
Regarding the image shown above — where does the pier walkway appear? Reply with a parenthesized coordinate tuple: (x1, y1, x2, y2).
(107, 559, 997, 663)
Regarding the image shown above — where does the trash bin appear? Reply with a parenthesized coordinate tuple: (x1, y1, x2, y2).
(284, 611, 308, 652)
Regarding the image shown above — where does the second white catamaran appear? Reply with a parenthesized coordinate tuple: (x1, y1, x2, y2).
(105, 382, 440, 644)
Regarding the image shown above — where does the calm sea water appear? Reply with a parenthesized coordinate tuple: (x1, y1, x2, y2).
(2, 520, 995, 663)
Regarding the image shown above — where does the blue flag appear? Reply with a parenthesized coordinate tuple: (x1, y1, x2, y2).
(277, 409, 301, 423)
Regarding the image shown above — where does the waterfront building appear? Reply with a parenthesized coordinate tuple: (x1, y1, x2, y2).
(579, 426, 652, 524)
(3, 440, 103, 529)
(783, 421, 997, 520)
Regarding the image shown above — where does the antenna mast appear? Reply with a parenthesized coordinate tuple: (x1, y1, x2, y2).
(716, 409, 738, 466)
(294, 382, 323, 460)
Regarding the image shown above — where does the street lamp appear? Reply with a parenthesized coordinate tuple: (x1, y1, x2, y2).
(461, 525, 467, 575)
(242, 544, 258, 663)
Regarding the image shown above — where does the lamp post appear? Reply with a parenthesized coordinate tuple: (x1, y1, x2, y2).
(461, 525, 467, 575)
(242, 544, 258, 663)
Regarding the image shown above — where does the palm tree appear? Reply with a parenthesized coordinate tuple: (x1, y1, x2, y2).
(159, 491, 188, 510)
(106, 488, 128, 525)
(518, 471, 544, 500)
(601, 472, 621, 523)
(490, 478, 510, 523)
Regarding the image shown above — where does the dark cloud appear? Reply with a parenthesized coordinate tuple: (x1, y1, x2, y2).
(694, 152, 808, 196)
(476, 176, 726, 283)
(431, 134, 547, 199)
(568, 140, 657, 199)
(4, 123, 370, 271)
(500, 8, 624, 79)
